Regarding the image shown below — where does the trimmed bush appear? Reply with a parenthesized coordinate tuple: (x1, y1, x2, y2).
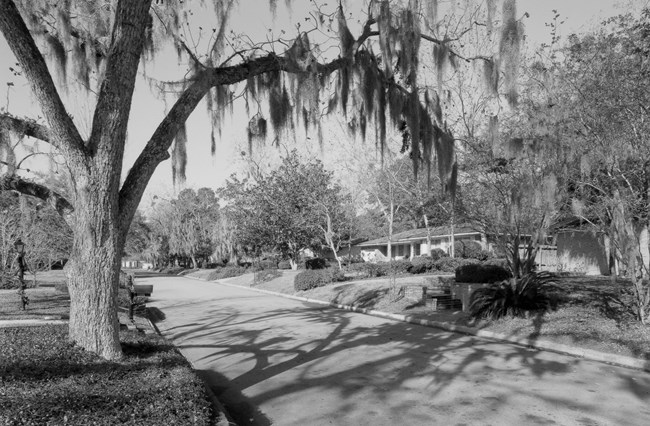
(430, 248, 448, 261)
(294, 269, 333, 291)
(469, 272, 559, 319)
(278, 260, 292, 270)
(207, 265, 248, 281)
(409, 256, 435, 274)
(305, 257, 329, 270)
(455, 263, 511, 284)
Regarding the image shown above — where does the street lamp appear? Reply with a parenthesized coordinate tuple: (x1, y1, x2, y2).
(14, 238, 28, 310)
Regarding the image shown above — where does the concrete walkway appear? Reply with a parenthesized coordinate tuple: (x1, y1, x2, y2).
(146, 276, 650, 426)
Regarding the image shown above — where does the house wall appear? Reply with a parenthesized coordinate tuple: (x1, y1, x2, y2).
(557, 231, 609, 275)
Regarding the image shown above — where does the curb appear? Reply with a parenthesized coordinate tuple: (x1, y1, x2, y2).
(186, 275, 650, 373)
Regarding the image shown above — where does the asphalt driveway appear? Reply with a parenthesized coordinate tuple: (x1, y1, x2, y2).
(145, 276, 650, 426)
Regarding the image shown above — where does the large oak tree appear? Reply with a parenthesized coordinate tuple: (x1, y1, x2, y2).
(0, 0, 521, 359)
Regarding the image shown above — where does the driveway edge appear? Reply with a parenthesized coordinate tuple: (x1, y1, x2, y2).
(193, 276, 650, 373)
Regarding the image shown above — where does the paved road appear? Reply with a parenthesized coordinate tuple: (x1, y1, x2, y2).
(145, 276, 650, 426)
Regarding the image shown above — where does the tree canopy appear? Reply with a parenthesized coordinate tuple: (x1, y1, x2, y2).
(0, 0, 524, 359)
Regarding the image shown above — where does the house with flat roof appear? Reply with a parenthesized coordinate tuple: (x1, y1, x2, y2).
(356, 224, 488, 261)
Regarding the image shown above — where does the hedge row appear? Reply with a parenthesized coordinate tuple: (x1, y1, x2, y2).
(294, 268, 345, 291)
(344, 257, 482, 278)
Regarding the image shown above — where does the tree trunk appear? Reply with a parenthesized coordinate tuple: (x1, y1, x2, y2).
(65, 174, 124, 361)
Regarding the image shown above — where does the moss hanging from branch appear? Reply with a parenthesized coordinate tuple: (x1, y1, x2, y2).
(269, 84, 292, 133)
(338, 7, 355, 59)
(499, 0, 523, 106)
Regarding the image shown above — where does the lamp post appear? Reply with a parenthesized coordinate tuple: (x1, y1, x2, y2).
(14, 238, 28, 310)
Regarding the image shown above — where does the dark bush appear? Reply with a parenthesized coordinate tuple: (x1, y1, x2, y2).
(483, 258, 509, 270)
(294, 269, 333, 291)
(207, 265, 248, 280)
(408, 256, 435, 274)
(305, 257, 329, 270)
(278, 260, 292, 270)
(433, 257, 463, 272)
(455, 263, 512, 283)
(430, 248, 448, 261)
(469, 272, 559, 320)
(454, 240, 491, 261)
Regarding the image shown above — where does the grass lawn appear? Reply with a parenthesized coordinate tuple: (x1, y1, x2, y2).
(193, 269, 650, 361)
(0, 325, 214, 425)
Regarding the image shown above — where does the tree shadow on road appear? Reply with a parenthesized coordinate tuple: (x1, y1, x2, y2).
(160, 297, 650, 426)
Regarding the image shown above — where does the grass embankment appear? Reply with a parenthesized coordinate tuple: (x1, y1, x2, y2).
(0, 270, 222, 425)
(196, 269, 650, 360)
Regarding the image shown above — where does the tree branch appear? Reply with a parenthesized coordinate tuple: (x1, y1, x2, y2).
(0, 114, 53, 144)
(0, 174, 73, 219)
(0, 0, 87, 162)
(87, 0, 153, 157)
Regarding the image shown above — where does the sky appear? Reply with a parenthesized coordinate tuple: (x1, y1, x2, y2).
(0, 0, 648, 205)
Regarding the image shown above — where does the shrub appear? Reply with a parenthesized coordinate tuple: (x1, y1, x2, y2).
(207, 265, 248, 280)
(469, 272, 559, 320)
(409, 256, 435, 274)
(257, 259, 278, 270)
(388, 259, 412, 274)
(294, 269, 333, 291)
(430, 248, 448, 260)
(365, 262, 391, 277)
(331, 268, 347, 282)
(278, 260, 292, 270)
(454, 240, 491, 261)
(305, 257, 329, 270)
(433, 257, 463, 272)
(160, 266, 185, 275)
(455, 263, 512, 283)
(253, 269, 282, 284)
(344, 262, 371, 278)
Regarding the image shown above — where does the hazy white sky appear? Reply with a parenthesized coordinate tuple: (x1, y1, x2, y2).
(0, 0, 647, 202)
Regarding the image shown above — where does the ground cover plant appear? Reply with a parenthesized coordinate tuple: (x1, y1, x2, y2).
(0, 325, 214, 425)
(468, 272, 559, 319)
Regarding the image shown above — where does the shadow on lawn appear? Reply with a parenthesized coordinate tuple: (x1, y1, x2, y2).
(151, 294, 650, 426)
